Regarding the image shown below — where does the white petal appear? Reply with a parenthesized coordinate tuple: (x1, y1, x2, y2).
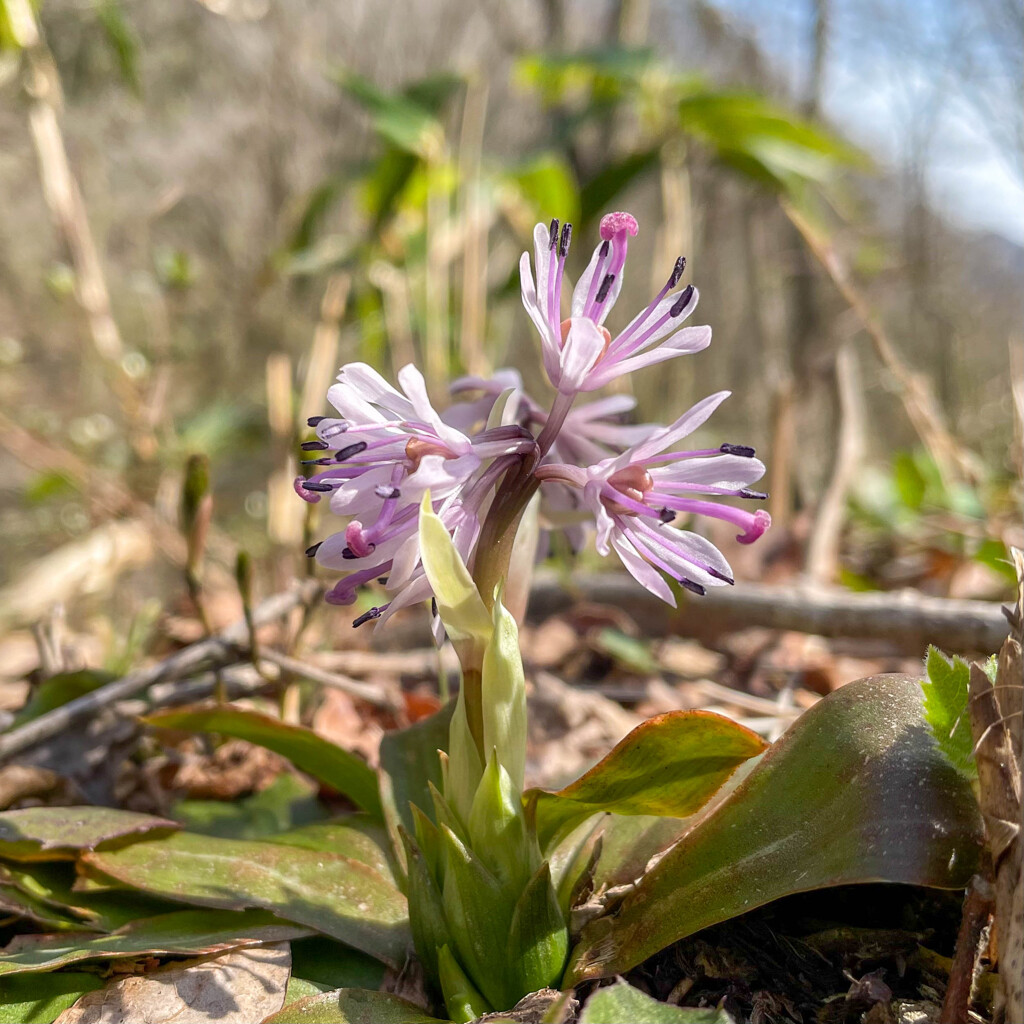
(586, 326, 712, 390)
(654, 455, 766, 491)
(610, 532, 677, 607)
(571, 241, 606, 317)
(630, 391, 731, 462)
(558, 317, 607, 393)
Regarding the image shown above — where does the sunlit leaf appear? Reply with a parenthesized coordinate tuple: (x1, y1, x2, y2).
(922, 647, 978, 779)
(8, 670, 114, 728)
(290, 936, 386, 994)
(0, 909, 306, 977)
(0, 807, 177, 862)
(263, 988, 450, 1024)
(579, 149, 660, 226)
(81, 831, 409, 965)
(144, 705, 382, 819)
(505, 155, 579, 230)
(528, 710, 766, 851)
(566, 675, 984, 982)
(578, 980, 733, 1023)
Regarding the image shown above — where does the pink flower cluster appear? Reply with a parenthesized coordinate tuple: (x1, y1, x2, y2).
(297, 213, 770, 625)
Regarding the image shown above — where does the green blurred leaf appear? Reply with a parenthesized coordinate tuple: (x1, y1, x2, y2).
(145, 704, 382, 819)
(96, 0, 141, 95)
(22, 470, 77, 505)
(9, 670, 114, 729)
(0, 806, 177, 862)
(578, 980, 734, 1023)
(171, 772, 326, 840)
(579, 148, 660, 226)
(506, 154, 579, 229)
(81, 830, 410, 965)
(335, 70, 446, 160)
(974, 538, 1017, 583)
(516, 48, 656, 106)
(567, 675, 984, 982)
(528, 710, 766, 851)
(0, 972, 103, 1024)
(922, 647, 977, 779)
(893, 451, 927, 511)
(0, 908, 306, 977)
(264, 988, 450, 1024)
(591, 627, 658, 675)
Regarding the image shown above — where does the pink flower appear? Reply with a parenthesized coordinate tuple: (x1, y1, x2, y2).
(535, 392, 771, 605)
(520, 213, 711, 395)
(297, 363, 534, 625)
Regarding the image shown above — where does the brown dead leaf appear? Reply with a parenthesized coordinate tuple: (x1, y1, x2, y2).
(312, 688, 383, 767)
(524, 619, 579, 669)
(656, 639, 724, 679)
(54, 942, 291, 1023)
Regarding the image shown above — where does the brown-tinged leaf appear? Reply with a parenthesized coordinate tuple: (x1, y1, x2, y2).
(262, 988, 450, 1023)
(527, 711, 766, 851)
(81, 830, 409, 965)
(567, 675, 984, 982)
(0, 807, 177, 861)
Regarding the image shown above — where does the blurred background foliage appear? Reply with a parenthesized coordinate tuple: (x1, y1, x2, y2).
(0, 0, 1020, 637)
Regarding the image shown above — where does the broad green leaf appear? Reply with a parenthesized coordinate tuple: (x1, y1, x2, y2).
(578, 980, 733, 1023)
(922, 647, 977, 778)
(0, 879, 82, 931)
(418, 495, 491, 645)
(566, 675, 984, 982)
(378, 700, 453, 863)
(506, 863, 568, 996)
(9, 670, 113, 727)
(0, 972, 103, 1024)
(591, 628, 658, 675)
(81, 830, 410, 966)
(267, 817, 395, 883)
(263, 988, 450, 1024)
(480, 596, 527, 791)
(290, 937, 385, 994)
(286, 977, 334, 1004)
(145, 705, 382, 819)
(0, 909, 306, 977)
(0, 807, 177, 862)
(528, 711, 766, 851)
(173, 772, 326, 840)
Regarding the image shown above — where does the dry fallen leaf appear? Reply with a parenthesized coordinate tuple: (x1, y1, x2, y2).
(54, 942, 291, 1023)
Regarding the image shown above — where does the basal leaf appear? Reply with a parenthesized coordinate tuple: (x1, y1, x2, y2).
(528, 711, 766, 851)
(578, 980, 733, 1023)
(289, 937, 386, 994)
(0, 972, 103, 1024)
(267, 817, 395, 883)
(0, 808, 177, 862)
(0, 909, 305, 977)
(81, 831, 410, 966)
(566, 675, 984, 982)
(144, 705, 382, 819)
(263, 988, 450, 1024)
(922, 646, 977, 778)
(9, 670, 113, 728)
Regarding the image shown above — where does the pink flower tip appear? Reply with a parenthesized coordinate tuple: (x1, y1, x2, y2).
(737, 509, 771, 545)
(294, 477, 322, 504)
(599, 211, 639, 240)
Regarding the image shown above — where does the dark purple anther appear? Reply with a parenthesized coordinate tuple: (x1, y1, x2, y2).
(352, 606, 383, 628)
(549, 218, 560, 249)
(668, 256, 686, 288)
(659, 507, 676, 524)
(301, 440, 330, 451)
(374, 485, 401, 500)
(559, 222, 572, 258)
(595, 273, 616, 304)
(669, 284, 695, 317)
(341, 546, 356, 559)
(599, 239, 610, 258)
(300, 457, 334, 466)
(306, 416, 326, 427)
(740, 489, 768, 500)
(681, 578, 706, 596)
(301, 480, 334, 492)
(721, 443, 756, 457)
(706, 566, 735, 584)
(305, 541, 322, 557)
(335, 441, 369, 461)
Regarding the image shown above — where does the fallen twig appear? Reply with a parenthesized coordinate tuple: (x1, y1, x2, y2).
(529, 572, 1009, 654)
(257, 648, 401, 711)
(0, 580, 322, 762)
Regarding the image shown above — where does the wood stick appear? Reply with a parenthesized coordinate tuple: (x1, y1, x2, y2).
(0, 580, 322, 762)
(940, 873, 994, 1024)
(528, 572, 1009, 654)
(257, 648, 400, 711)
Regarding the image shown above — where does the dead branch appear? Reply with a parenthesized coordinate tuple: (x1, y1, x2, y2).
(528, 572, 1009, 654)
(0, 580, 323, 762)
